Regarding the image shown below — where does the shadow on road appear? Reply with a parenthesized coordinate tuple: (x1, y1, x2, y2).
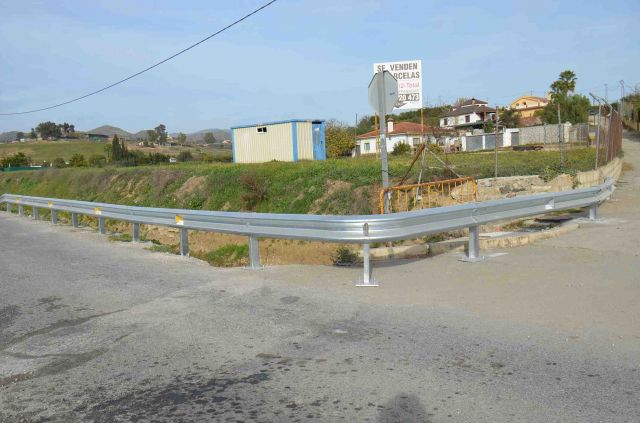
(376, 393, 430, 423)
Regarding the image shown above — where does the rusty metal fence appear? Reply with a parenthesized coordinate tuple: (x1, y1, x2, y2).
(380, 177, 477, 214)
(595, 109, 624, 167)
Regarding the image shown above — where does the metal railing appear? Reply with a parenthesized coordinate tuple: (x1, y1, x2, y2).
(380, 177, 477, 214)
(0, 178, 614, 286)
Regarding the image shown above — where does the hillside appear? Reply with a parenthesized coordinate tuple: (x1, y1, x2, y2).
(86, 125, 136, 139)
(0, 148, 597, 215)
(185, 128, 231, 143)
(0, 131, 20, 143)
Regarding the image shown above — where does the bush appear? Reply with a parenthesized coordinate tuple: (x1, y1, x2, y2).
(331, 246, 357, 266)
(177, 151, 193, 162)
(239, 172, 267, 210)
(88, 154, 107, 168)
(51, 157, 66, 168)
(1, 152, 30, 168)
(391, 142, 412, 155)
(69, 153, 86, 167)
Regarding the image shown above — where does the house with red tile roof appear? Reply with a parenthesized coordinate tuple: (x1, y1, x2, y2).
(355, 119, 451, 155)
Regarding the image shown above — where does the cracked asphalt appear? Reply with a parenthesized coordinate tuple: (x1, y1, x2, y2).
(1, 134, 639, 422)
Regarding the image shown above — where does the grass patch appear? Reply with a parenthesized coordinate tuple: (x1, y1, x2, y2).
(192, 244, 248, 267)
(146, 243, 179, 254)
(109, 233, 132, 242)
(0, 147, 599, 215)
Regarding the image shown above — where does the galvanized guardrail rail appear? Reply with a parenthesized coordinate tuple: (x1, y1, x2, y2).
(0, 178, 614, 286)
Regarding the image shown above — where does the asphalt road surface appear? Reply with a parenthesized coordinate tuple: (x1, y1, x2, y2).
(1, 135, 639, 422)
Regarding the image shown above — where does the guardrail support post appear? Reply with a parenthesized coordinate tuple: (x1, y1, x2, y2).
(33, 207, 39, 221)
(18, 205, 24, 216)
(248, 236, 260, 269)
(356, 243, 378, 287)
(71, 212, 79, 228)
(132, 223, 141, 242)
(51, 210, 58, 225)
(179, 228, 189, 256)
(98, 217, 106, 234)
(467, 225, 480, 260)
(588, 204, 598, 220)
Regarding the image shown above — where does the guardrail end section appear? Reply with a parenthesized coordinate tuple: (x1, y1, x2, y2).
(356, 244, 378, 287)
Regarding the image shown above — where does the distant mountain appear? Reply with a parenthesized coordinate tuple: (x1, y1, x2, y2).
(0, 131, 19, 142)
(184, 128, 231, 143)
(86, 125, 136, 139)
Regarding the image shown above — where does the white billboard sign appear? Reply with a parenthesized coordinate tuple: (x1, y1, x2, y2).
(373, 60, 422, 110)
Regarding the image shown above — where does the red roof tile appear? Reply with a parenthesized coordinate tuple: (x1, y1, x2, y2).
(357, 122, 450, 139)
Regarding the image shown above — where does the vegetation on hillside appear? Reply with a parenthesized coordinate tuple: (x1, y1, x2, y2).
(0, 148, 597, 215)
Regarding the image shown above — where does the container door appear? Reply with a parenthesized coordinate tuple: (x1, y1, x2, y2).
(312, 122, 326, 160)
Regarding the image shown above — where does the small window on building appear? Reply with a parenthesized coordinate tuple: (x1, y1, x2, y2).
(465, 115, 470, 123)
(257, 126, 267, 133)
(364, 142, 370, 152)
(412, 137, 420, 145)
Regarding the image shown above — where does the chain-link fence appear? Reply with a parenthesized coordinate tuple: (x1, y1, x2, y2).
(594, 109, 623, 167)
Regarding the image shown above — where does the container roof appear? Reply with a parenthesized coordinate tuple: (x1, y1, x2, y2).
(231, 119, 325, 130)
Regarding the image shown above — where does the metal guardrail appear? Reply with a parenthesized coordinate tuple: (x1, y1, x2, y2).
(0, 178, 614, 286)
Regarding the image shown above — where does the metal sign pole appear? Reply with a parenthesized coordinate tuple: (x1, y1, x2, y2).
(377, 71, 390, 214)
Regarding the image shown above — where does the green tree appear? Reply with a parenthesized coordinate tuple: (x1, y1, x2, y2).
(1, 152, 30, 168)
(36, 121, 62, 139)
(539, 94, 591, 124)
(549, 70, 577, 101)
(15, 131, 25, 141)
(52, 157, 66, 168)
(88, 154, 107, 167)
(325, 120, 355, 158)
(498, 107, 520, 128)
(178, 132, 187, 145)
(155, 124, 167, 144)
(146, 129, 158, 144)
(111, 135, 123, 161)
(30, 128, 37, 139)
(203, 132, 217, 144)
(69, 153, 86, 167)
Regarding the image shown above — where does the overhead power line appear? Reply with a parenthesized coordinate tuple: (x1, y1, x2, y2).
(0, 0, 278, 116)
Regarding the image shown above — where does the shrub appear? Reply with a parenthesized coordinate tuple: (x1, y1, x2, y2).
(331, 245, 357, 266)
(1, 152, 30, 168)
(88, 154, 107, 168)
(391, 142, 412, 156)
(51, 157, 66, 168)
(239, 172, 267, 210)
(69, 153, 86, 167)
(177, 151, 193, 162)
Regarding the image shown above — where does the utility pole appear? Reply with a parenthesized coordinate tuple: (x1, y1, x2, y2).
(557, 103, 564, 168)
(620, 80, 625, 121)
(494, 105, 499, 179)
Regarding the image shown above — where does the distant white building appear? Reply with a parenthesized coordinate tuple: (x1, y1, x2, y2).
(356, 119, 452, 155)
(440, 98, 496, 130)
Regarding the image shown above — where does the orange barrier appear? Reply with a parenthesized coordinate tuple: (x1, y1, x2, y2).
(379, 177, 477, 214)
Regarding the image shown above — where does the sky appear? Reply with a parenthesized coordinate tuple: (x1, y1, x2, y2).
(1, 0, 639, 133)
